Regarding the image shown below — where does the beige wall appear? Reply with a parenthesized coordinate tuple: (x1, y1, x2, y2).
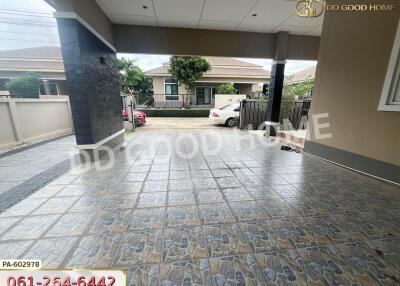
(115, 25, 320, 60)
(307, 0, 400, 166)
(0, 98, 73, 150)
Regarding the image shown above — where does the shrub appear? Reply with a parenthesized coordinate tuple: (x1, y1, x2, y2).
(217, 83, 236, 94)
(139, 109, 210, 117)
(5, 72, 40, 98)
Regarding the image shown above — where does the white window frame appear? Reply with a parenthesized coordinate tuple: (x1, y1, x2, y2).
(378, 19, 400, 112)
(164, 78, 179, 100)
(39, 82, 60, 96)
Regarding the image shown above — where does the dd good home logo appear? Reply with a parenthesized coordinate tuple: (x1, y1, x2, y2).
(296, 0, 324, 18)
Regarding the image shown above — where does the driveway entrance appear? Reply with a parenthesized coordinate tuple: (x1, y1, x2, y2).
(139, 117, 223, 130)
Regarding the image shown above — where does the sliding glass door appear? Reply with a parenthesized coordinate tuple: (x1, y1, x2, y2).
(196, 87, 212, 105)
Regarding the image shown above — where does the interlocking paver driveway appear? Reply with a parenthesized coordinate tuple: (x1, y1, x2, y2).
(0, 129, 399, 285)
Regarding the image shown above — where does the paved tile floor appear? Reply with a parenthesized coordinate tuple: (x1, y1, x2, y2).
(0, 136, 77, 194)
(0, 129, 399, 285)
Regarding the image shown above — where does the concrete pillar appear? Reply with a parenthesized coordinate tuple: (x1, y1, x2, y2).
(266, 32, 288, 135)
(56, 18, 124, 158)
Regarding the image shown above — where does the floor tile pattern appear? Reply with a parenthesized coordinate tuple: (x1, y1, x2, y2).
(0, 129, 399, 285)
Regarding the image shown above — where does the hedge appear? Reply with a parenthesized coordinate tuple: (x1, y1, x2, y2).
(139, 109, 210, 117)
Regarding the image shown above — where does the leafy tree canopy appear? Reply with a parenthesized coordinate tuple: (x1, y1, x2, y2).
(117, 57, 153, 103)
(217, 83, 237, 94)
(5, 72, 40, 98)
(168, 56, 211, 91)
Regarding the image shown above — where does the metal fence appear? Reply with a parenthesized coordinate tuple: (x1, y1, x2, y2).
(283, 100, 311, 129)
(143, 94, 215, 109)
(239, 99, 311, 130)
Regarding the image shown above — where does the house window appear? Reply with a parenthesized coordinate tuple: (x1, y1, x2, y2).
(39, 82, 59, 95)
(164, 78, 179, 100)
(379, 19, 400, 112)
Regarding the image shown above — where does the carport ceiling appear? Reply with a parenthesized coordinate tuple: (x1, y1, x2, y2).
(97, 0, 323, 36)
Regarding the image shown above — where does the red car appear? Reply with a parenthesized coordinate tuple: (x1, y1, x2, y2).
(122, 110, 129, 121)
(134, 110, 146, 126)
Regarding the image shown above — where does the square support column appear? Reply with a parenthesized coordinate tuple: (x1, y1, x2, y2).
(266, 62, 285, 135)
(56, 18, 124, 159)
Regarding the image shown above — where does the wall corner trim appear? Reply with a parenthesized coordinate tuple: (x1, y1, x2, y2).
(53, 11, 116, 52)
(304, 141, 400, 185)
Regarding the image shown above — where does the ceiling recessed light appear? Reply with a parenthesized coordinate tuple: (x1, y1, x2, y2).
(252, 13, 257, 17)
(142, 5, 148, 9)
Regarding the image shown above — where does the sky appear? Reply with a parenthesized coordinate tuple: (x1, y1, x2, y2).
(0, 0, 317, 75)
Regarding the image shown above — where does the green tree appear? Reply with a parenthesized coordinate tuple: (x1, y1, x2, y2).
(281, 77, 314, 119)
(5, 72, 40, 98)
(168, 56, 211, 108)
(217, 83, 237, 94)
(117, 57, 153, 104)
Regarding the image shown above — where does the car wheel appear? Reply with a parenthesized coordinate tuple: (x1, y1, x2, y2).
(225, 117, 237, 127)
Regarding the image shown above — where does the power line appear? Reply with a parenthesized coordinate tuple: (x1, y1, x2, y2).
(0, 8, 54, 15)
(0, 30, 59, 37)
(0, 11, 54, 18)
(0, 37, 59, 43)
(0, 20, 57, 28)
(0, 17, 56, 24)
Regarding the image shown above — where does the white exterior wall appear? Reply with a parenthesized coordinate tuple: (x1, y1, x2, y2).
(214, 94, 246, 109)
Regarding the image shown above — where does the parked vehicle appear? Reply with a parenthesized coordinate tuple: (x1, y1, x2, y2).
(122, 109, 129, 121)
(134, 110, 146, 126)
(209, 104, 240, 127)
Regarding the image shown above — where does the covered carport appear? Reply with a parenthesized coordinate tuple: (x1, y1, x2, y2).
(48, 0, 320, 159)
(47, 0, 399, 184)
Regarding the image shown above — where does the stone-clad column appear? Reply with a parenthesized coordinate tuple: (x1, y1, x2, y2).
(56, 18, 124, 157)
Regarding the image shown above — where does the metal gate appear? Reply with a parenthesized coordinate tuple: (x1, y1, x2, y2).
(284, 100, 311, 129)
(239, 99, 311, 130)
(238, 99, 268, 130)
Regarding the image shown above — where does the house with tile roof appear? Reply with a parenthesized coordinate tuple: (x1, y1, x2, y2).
(144, 57, 269, 107)
(285, 65, 316, 85)
(0, 46, 67, 96)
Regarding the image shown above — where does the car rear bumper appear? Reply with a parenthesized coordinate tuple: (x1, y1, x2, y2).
(209, 115, 225, 125)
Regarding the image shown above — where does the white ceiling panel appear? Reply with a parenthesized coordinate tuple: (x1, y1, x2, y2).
(98, 0, 154, 16)
(98, 0, 323, 35)
(198, 20, 239, 31)
(238, 0, 295, 33)
(282, 13, 324, 28)
(201, 0, 257, 22)
(112, 14, 157, 25)
(153, 0, 204, 28)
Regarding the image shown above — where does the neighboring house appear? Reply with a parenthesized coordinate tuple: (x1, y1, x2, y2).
(0, 46, 67, 96)
(145, 57, 269, 107)
(285, 65, 316, 85)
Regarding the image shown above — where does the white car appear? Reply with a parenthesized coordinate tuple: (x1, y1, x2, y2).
(209, 104, 240, 127)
